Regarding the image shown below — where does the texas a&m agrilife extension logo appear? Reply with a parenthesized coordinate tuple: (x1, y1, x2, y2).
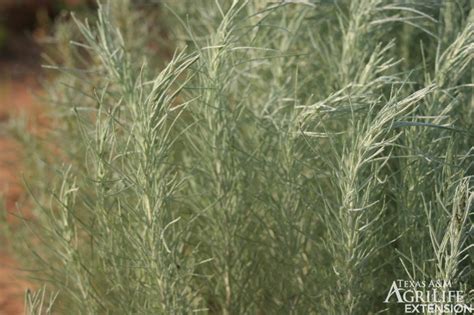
(384, 279, 473, 314)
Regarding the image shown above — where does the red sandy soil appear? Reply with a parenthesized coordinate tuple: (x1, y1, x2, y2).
(0, 75, 38, 315)
(0, 58, 44, 314)
(0, 17, 48, 315)
(0, 2, 89, 313)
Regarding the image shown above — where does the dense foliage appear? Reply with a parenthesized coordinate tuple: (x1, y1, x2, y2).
(3, 0, 473, 314)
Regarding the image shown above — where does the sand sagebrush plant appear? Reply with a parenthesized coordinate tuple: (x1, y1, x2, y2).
(2, 0, 473, 314)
